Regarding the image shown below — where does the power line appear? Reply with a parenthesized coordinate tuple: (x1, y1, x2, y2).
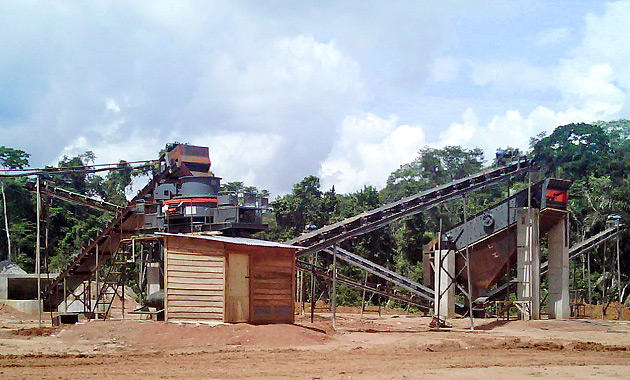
(0, 160, 157, 178)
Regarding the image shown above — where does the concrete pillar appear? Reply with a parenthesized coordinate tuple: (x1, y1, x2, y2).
(548, 217, 570, 319)
(516, 208, 540, 320)
(434, 250, 455, 319)
(147, 262, 161, 296)
(0, 276, 8, 299)
(422, 252, 433, 288)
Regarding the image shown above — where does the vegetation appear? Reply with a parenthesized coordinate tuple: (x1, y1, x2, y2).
(1, 120, 629, 309)
(265, 121, 630, 308)
(0, 148, 138, 271)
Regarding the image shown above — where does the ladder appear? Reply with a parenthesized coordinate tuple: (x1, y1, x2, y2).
(91, 242, 133, 319)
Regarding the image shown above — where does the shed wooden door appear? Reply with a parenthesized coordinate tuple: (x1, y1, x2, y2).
(227, 253, 250, 322)
(250, 250, 295, 323)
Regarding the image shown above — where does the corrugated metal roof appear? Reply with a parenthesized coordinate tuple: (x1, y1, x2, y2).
(156, 232, 299, 249)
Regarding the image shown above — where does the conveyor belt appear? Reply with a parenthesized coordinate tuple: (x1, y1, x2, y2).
(442, 178, 571, 250)
(295, 260, 431, 311)
(36, 182, 123, 213)
(289, 157, 533, 257)
(327, 246, 434, 302)
(42, 169, 169, 308)
(541, 225, 626, 275)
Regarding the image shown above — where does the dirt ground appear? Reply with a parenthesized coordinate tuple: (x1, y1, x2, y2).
(1, 303, 629, 379)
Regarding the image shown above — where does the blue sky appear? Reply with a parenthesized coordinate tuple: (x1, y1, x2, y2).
(1, 1, 629, 196)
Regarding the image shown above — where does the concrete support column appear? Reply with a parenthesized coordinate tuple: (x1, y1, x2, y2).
(434, 250, 455, 319)
(548, 217, 570, 319)
(147, 262, 161, 296)
(422, 252, 433, 288)
(0, 276, 8, 299)
(516, 208, 540, 320)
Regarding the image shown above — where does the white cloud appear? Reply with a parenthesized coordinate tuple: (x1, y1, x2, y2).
(191, 132, 284, 190)
(471, 59, 555, 92)
(436, 106, 564, 157)
(189, 34, 365, 194)
(4, 1, 629, 198)
(319, 113, 426, 193)
(58, 130, 170, 166)
(556, 61, 624, 119)
(105, 98, 120, 113)
(537, 27, 570, 46)
(438, 108, 478, 147)
(446, 1, 630, 158)
(431, 57, 460, 83)
(578, 1, 630, 87)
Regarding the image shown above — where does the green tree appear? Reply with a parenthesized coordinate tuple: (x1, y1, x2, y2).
(44, 152, 113, 270)
(100, 161, 133, 205)
(381, 146, 484, 203)
(272, 175, 325, 239)
(0, 146, 32, 265)
(533, 122, 611, 179)
(0, 146, 30, 169)
(537, 121, 630, 304)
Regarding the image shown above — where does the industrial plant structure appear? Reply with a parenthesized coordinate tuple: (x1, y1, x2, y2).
(1, 143, 623, 328)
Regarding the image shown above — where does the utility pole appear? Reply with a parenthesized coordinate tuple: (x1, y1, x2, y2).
(331, 245, 337, 330)
(616, 225, 622, 320)
(1, 181, 11, 261)
(603, 242, 607, 320)
(310, 253, 316, 323)
(435, 218, 442, 325)
(463, 196, 475, 330)
(95, 244, 99, 315)
(36, 176, 42, 327)
(587, 249, 592, 318)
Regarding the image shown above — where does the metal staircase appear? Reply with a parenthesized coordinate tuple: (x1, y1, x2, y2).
(90, 242, 133, 319)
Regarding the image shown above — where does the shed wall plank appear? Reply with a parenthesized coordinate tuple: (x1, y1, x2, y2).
(167, 286, 224, 293)
(165, 240, 225, 322)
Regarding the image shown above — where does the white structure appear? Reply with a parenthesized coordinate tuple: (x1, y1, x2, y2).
(547, 218, 570, 319)
(516, 208, 540, 320)
(434, 249, 455, 319)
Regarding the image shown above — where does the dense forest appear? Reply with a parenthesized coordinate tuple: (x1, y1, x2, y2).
(1, 120, 629, 308)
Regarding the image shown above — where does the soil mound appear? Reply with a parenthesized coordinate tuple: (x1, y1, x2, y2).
(13, 327, 57, 336)
(573, 341, 629, 352)
(57, 320, 331, 350)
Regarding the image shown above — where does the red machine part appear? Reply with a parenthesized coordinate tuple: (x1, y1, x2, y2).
(546, 189, 568, 204)
(163, 197, 218, 212)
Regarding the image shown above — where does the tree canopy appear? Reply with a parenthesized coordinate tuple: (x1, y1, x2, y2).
(0, 146, 30, 169)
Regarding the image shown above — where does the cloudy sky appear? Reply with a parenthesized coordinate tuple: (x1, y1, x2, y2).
(1, 1, 629, 196)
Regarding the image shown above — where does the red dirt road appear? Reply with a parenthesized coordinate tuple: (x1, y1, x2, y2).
(1, 305, 629, 379)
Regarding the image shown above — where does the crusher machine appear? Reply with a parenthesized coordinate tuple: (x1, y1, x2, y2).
(36, 143, 269, 315)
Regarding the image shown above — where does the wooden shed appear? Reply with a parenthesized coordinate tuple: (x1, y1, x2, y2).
(159, 233, 297, 324)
